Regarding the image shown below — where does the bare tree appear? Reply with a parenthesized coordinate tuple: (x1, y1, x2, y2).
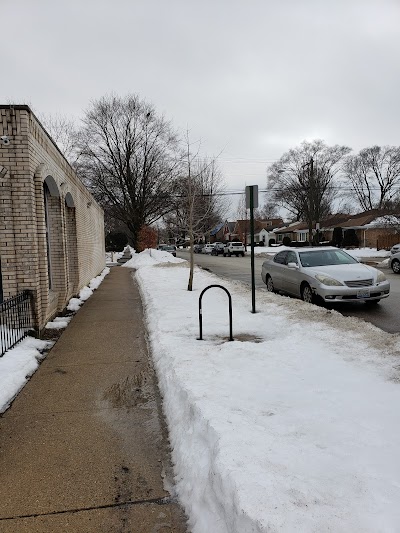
(38, 113, 79, 165)
(75, 94, 182, 248)
(169, 135, 226, 290)
(258, 197, 279, 220)
(342, 146, 400, 211)
(267, 140, 351, 244)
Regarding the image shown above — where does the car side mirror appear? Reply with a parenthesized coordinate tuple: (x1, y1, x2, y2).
(287, 262, 299, 269)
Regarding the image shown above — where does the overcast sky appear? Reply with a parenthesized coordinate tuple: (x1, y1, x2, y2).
(2, 0, 400, 211)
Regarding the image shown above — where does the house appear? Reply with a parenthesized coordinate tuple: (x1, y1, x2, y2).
(272, 210, 400, 248)
(210, 220, 238, 243)
(0, 105, 105, 331)
(235, 218, 284, 245)
(338, 210, 400, 248)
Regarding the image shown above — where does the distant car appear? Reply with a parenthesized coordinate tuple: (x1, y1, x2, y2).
(193, 244, 204, 254)
(202, 244, 215, 254)
(261, 247, 390, 306)
(211, 242, 225, 256)
(223, 242, 245, 257)
(157, 244, 176, 257)
(389, 251, 400, 274)
(390, 243, 400, 255)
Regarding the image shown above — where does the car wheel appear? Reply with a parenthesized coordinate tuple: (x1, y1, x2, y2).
(392, 259, 400, 274)
(223, 253, 226, 257)
(228, 251, 231, 257)
(301, 283, 314, 304)
(241, 252, 244, 257)
(266, 275, 275, 293)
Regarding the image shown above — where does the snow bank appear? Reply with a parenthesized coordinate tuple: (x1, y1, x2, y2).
(122, 248, 186, 268)
(0, 337, 52, 413)
(135, 261, 400, 533)
(67, 267, 110, 311)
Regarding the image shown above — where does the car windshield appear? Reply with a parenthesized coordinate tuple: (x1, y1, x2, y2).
(299, 249, 358, 267)
(164, 246, 175, 251)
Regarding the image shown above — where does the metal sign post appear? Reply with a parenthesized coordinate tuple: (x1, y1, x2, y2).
(245, 185, 258, 314)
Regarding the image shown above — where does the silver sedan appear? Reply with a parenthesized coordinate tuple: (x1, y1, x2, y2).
(261, 247, 390, 305)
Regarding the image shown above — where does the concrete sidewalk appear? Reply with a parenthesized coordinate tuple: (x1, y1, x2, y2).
(0, 267, 187, 532)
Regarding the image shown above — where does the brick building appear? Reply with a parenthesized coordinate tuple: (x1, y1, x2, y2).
(0, 105, 105, 330)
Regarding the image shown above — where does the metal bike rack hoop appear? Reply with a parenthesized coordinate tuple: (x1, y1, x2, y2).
(198, 284, 233, 341)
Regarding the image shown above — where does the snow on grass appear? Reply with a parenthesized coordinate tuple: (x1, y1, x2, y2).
(134, 252, 400, 533)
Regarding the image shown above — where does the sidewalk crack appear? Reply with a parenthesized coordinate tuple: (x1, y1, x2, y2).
(0, 496, 174, 522)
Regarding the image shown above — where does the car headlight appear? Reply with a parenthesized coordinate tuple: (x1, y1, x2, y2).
(376, 270, 387, 283)
(314, 274, 344, 286)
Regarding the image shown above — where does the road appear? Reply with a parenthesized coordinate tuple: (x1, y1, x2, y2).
(177, 250, 400, 334)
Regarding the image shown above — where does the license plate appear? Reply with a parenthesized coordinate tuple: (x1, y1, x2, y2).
(357, 289, 370, 298)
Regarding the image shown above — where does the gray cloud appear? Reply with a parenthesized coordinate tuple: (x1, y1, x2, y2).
(2, 0, 399, 198)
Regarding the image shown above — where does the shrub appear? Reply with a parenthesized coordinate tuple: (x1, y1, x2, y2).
(282, 236, 291, 246)
(105, 232, 128, 252)
(331, 227, 343, 247)
(268, 238, 276, 246)
(342, 229, 359, 248)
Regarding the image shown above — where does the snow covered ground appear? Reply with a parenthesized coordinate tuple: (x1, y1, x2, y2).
(124, 249, 400, 533)
(2, 249, 399, 532)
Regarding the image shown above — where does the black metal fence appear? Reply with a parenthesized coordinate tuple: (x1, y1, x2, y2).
(0, 291, 34, 357)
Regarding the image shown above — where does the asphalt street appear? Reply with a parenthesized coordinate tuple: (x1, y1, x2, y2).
(177, 249, 400, 335)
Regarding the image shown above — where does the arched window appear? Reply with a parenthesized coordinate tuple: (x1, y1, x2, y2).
(0, 257, 3, 303)
(43, 182, 53, 289)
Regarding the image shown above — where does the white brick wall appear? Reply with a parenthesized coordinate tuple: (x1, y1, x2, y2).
(0, 105, 105, 330)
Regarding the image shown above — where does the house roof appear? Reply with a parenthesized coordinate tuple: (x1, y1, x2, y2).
(235, 219, 284, 234)
(210, 221, 225, 236)
(225, 221, 236, 233)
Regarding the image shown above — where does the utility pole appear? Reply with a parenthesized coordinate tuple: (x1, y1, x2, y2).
(308, 157, 314, 246)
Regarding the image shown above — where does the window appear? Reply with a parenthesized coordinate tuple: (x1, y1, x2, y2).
(0, 257, 3, 303)
(43, 183, 52, 289)
(286, 251, 298, 265)
(298, 231, 308, 242)
(299, 249, 358, 267)
(274, 251, 288, 264)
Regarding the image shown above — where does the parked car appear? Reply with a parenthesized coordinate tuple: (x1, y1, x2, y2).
(211, 242, 225, 256)
(202, 243, 215, 254)
(390, 243, 400, 255)
(389, 251, 400, 274)
(223, 242, 245, 257)
(193, 244, 204, 253)
(157, 244, 177, 257)
(261, 247, 390, 306)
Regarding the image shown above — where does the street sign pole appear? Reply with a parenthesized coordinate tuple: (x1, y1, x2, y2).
(250, 187, 256, 313)
(246, 185, 258, 314)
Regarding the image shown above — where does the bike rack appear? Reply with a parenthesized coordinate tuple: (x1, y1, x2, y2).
(198, 285, 233, 341)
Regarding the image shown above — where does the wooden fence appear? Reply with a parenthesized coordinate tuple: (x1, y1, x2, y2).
(377, 234, 400, 250)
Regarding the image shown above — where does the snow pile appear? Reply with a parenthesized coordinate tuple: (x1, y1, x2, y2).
(67, 267, 110, 311)
(135, 262, 400, 533)
(0, 337, 52, 413)
(45, 316, 72, 330)
(346, 247, 390, 259)
(122, 248, 186, 269)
